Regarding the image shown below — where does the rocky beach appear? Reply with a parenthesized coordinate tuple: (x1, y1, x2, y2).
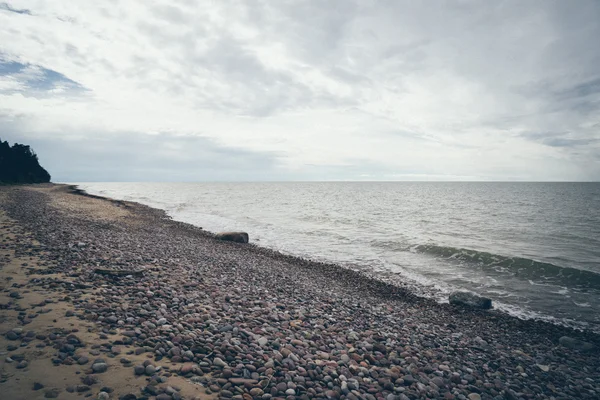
(1, 184, 599, 400)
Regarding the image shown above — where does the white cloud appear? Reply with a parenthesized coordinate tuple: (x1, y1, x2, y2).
(1, 0, 599, 181)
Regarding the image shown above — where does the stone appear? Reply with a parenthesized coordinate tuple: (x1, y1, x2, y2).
(92, 362, 108, 373)
(145, 364, 156, 375)
(78, 356, 90, 365)
(559, 336, 594, 351)
(6, 331, 19, 340)
(213, 357, 227, 367)
(467, 394, 481, 400)
(82, 375, 98, 386)
(134, 365, 145, 375)
(98, 392, 110, 400)
(214, 232, 249, 243)
(44, 388, 61, 398)
(33, 382, 44, 390)
(77, 385, 91, 392)
(449, 292, 492, 309)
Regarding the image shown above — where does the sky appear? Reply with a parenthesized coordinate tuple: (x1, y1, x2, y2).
(1, 1, 599, 182)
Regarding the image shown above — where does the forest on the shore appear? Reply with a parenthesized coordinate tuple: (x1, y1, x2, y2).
(0, 138, 51, 184)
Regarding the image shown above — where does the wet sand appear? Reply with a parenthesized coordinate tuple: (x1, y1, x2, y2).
(1, 184, 599, 400)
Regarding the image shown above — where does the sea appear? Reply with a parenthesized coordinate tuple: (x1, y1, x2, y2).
(74, 182, 600, 333)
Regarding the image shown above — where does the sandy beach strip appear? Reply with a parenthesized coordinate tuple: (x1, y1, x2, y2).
(1, 184, 599, 400)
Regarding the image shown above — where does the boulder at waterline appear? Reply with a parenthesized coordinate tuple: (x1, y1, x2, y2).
(559, 336, 594, 351)
(449, 291, 492, 309)
(214, 232, 249, 243)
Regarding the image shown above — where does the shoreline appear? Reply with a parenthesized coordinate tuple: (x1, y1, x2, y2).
(70, 183, 598, 335)
(1, 183, 599, 400)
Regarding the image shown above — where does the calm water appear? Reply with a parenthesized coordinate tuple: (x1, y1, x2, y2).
(75, 182, 600, 332)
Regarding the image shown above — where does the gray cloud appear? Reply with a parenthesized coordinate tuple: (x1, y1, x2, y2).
(0, 2, 31, 15)
(0, 1, 599, 181)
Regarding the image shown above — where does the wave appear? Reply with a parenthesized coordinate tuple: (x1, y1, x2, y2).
(410, 244, 600, 291)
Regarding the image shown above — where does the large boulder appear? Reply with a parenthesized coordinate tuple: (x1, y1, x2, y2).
(559, 336, 595, 352)
(449, 291, 492, 309)
(215, 232, 249, 244)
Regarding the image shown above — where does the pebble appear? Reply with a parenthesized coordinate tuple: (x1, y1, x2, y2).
(44, 388, 60, 398)
(6, 331, 19, 340)
(213, 357, 227, 367)
(134, 365, 145, 375)
(92, 362, 108, 373)
(145, 364, 156, 375)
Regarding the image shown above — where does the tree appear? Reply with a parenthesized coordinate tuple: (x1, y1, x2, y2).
(0, 138, 51, 183)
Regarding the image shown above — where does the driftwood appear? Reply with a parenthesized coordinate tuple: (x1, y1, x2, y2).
(93, 268, 144, 277)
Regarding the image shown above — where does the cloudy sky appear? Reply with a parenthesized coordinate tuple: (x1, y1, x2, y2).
(1, 1, 599, 181)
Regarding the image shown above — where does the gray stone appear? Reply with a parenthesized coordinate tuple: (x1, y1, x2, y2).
(44, 388, 61, 398)
(92, 362, 108, 373)
(559, 336, 594, 351)
(214, 232, 249, 243)
(449, 292, 492, 309)
(97, 392, 110, 400)
(145, 364, 156, 375)
(6, 331, 19, 340)
(213, 357, 227, 367)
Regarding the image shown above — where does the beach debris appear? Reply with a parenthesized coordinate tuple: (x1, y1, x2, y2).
(214, 231, 249, 243)
(559, 336, 595, 351)
(449, 291, 493, 309)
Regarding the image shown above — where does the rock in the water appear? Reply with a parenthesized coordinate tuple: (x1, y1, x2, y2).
(559, 336, 594, 351)
(449, 291, 492, 309)
(214, 232, 249, 243)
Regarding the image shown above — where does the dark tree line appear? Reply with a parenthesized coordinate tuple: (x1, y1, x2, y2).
(0, 138, 51, 184)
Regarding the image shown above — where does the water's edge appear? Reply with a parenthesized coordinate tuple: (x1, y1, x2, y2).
(69, 183, 598, 334)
